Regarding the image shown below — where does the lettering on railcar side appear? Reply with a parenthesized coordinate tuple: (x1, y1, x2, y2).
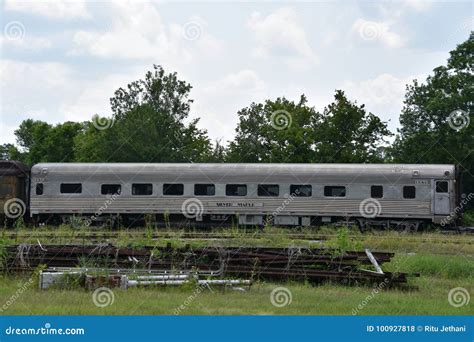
(212, 202, 264, 208)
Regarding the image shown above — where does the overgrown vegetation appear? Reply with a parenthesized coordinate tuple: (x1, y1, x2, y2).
(1, 225, 473, 255)
(0, 239, 8, 270)
(462, 210, 474, 226)
(0, 227, 472, 315)
(325, 227, 362, 254)
(386, 254, 474, 280)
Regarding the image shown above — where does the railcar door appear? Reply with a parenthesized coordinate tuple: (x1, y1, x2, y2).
(434, 180, 450, 215)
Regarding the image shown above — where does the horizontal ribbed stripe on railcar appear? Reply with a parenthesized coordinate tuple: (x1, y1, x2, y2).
(30, 197, 432, 216)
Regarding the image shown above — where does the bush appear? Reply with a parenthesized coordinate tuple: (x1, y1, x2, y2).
(462, 210, 474, 226)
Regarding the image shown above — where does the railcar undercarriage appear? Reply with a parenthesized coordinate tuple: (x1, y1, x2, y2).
(26, 212, 444, 232)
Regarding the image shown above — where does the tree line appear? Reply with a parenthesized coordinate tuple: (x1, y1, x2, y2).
(1, 34, 472, 196)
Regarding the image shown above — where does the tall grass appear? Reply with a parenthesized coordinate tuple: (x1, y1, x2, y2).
(386, 254, 474, 279)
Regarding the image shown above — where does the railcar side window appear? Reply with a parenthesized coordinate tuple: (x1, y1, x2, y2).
(324, 186, 346, 197)
(403, 186, 416, 199)
(226, 184, 247, 196)
(290, 184, 312, 197)
(60, 183, 82, 194)
(371, 185, 383, 198)
(436, 181, 448, 193)
(163, 183, 184, 196)
(36, 183, 44, 195)
(194, 184, 215, 196)
(101, 184, 121, 195)
(132, 183, 152, 196)
(258, 184, 279, 197)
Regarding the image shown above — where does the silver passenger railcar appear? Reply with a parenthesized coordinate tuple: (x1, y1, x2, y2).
(29, 163, 458, 229)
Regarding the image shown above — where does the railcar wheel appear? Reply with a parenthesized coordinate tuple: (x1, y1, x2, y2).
(400, 222, 420, 233)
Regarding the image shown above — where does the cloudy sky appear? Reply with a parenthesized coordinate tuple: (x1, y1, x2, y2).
(0, 0, 472, 146)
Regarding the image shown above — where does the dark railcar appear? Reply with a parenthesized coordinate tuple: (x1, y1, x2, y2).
(0, 161, 30, 222)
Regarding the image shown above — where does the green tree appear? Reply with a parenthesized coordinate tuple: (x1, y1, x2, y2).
(13, 119, 83, 165)
(74, 65, 212, 162)
(226, 95, 318, 162)
(227, 92, 391, 163)
(389, 33, 473, 199)
(315, 90, 392, 163)
(0, 144, 21, 160)
(204, 139, 226, 163)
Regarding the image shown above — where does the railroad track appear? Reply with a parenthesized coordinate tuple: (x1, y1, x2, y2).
(2, 231, 473, 244)
(2, 231, 329, 242)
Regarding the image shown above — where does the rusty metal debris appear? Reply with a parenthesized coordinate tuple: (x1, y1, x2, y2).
(39, 271, 251, 290)
(3, 244, 418, 286)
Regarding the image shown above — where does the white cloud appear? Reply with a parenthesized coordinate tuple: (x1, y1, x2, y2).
(0, 35, 52, 51)
(377, 0, 434, 20)
(0, 59, 72, 108)
(247, 7, 319, 70)
(352, 19, 404, 48)
(0, 59, 146, 127)
(203, 69, 265, 94)
(70, 2, 221, 64)
(0, 61, 159, 147)
(343, 74, 406, 107)
(69, 2, 168, 59)
(403, 0, 434, 12)
(4, 0, 90, 19)
(0, 59, 72, 95)
(0, 60, 74, 143)
(0, 123, 18, 145)
(192, 70, 267, 143)
(341, 73, 425, 131)
(60, 71, 144, 122)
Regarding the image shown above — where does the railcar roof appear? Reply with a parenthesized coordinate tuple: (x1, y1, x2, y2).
(0, 160, 30, 176)
(31, 163, 456, 179)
